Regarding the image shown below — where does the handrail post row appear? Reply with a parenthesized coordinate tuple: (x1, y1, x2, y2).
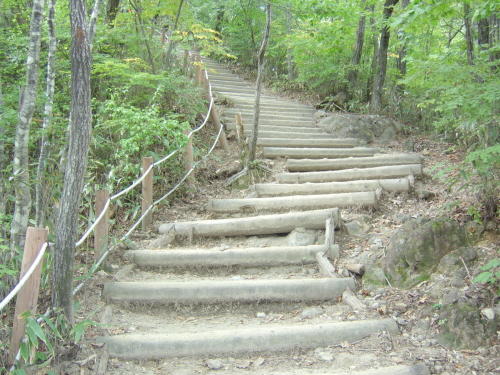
(94, 189, 109, 261)
(8, 227, 47, 365)
(141, 157, 154, 231)
(203, 71, 231, 154)
(195, 55, 203, 86)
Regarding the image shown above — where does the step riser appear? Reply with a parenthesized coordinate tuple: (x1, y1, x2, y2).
(243, 131, 333, 139)
(125, 245, 330, 268)
(207, 191, 378, 213)
(287, 154, 422, 171)
(104, 278, 355, 304)
(101, 318, 398, 359)
(276, 164, 422, 183)
(254, 179, 411, 196)
(225, 120, 316, 128)
(159, 208, 340, 237)
(257, 138, 359, 148)
(223, 113, 314, 122)
(264, 147, 380, 159)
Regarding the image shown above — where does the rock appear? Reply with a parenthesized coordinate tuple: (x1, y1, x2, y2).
(148, 233, 175, 249)
(206, 359, 223, 370)
(443, 290, 459, 305)
(344, 219, 371, 238)
(394, 213, 411, 224)
(287, 227, 317, 246)
(481, 308, 496, 320)
(256, 312, 266, 318)
(436, 301, 499, 349)
(403, 138, 415, 152)
(415, 189, 435, 200)
(302, 307, 325, 318)
(383, 217, 472, 288)
(362, 264, 388, 290)
(318, 114, 403, 144)
(465, 220, 485, 237)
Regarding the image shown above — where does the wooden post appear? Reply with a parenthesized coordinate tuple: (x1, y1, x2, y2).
(142, 157, 154, 231)
(8, 227, 47, 365)
(94, 189, 109, 261)
(183, 129, 195, 187)
(203, 72, 230, 154)
(195, 55, 202, 86)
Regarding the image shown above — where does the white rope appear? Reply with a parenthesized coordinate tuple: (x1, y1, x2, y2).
(0, 243, 49, 311)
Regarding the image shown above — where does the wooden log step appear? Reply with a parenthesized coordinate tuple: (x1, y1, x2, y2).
(225, 119, 316, 128)
(287, 154, 422, 171)
(226, 124, 323, 134)
(263, 147, 380, 159)
(244, 130, 334, 139)
(276, 164, 422, 183)
(103, 278, 355, 305)
(223, 109, 313, 120)
(125, 245, 330, 268)
(257, 138, 359, 148)
(254, 178, 411, 197)
(158, 208, 341, 237)
(100, 319, 399, 360)
(206, 191, 378, 213)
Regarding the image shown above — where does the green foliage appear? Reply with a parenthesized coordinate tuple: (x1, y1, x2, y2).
(473, 252, 500, 296)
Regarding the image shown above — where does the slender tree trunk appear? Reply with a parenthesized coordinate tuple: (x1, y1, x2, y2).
(35, 0, 57, 228)
(105, 0, 120, 26)
(464, 3, 474, 66)
(394, 0, 409, 99)
(164, 0, 185, 69)
(129, 0, 156, 74)
(0, 76, 5, 240)
(286, 5, 294, 82)
(347, 1, 366, 92)
(52, 0, 100, 324)
(248, 3, 271, 164)
(371, 0, 399, 113)
(365, 4, 378, 102)
(10, 0, 45, 253)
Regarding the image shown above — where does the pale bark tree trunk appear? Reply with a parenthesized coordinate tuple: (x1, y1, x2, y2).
(35, 0, 57, 228)
(395, 0, 409, 99)
(463, 3, 474, 66)
(248, 3, 271, 164)
(0, 76, 5, 241)
(365, 4, 378, 102)
(129, 0, 156, 74)
(164, 0, 185, 69)
(371, 0, 399, 113)
(10, 0, 45, 253)
(52, 0, 101, 324)
(347, 0, 366, 92)
(286, 5, 294, 81)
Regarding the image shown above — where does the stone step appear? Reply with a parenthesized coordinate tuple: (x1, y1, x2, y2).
(257, 138, 359, 148)
(103, 277, 355, 305)
(254, 178, 412, 197)
(264, 147, 380, 159)
(99, 318, 399, 359)
(229, 124, 322, 134)
(125, 244, 331, 268)
(159, 208, 341, 237)
(287, 154, 422, 171)
(276, 164, 423, 183)
(207, 191, 379, 213)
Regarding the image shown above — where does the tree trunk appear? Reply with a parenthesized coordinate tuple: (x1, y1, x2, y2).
(10, 0, 45, 253)
(35, 0, 57, 228)
(52, 0, 100, 324)
(105, 0, 120, 25)
(347, 1, 366, 92)
(247, 3, 271, 165)
(286, 5, 294, 81)
(463, 3, 474, 66)
(164, 0, 185, 69)
(394, 0, 409, 100)
(365, 4, 378, 102)
(371, 0, 400, 113)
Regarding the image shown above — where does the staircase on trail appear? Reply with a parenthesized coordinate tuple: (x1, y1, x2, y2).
(97, 56, 429, 374)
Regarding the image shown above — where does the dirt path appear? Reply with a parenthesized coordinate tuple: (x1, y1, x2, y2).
(55, 56, 500, 375)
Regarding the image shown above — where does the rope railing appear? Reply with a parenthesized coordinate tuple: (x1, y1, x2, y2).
(3, 49, 229, 368)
